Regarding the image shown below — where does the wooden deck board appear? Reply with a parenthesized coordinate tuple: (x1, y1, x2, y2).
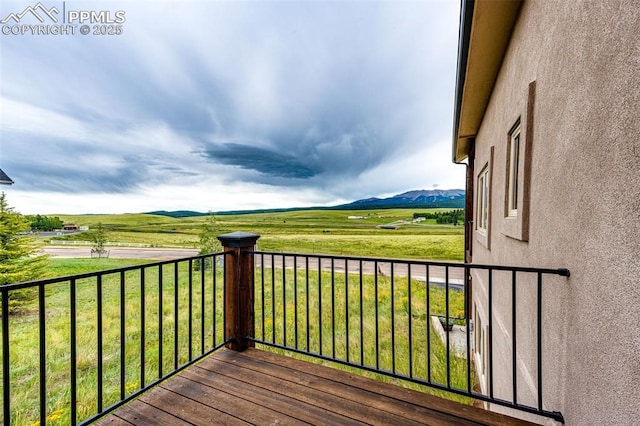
(194, 358, 428, 425)
(161, 375, 305, 425)
(96, 348, 539, 426)
(243, 349, 536, 426)
(182, 366, 365, 425)
(200, 351, 478, 426)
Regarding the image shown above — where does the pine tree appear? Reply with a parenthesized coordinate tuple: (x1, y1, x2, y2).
(0, 192, 48, 312)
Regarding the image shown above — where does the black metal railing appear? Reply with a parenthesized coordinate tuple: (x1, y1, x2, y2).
(0, 252, 228, 426)
(0, 232, 571, 425)
(249, 250, 569, 423)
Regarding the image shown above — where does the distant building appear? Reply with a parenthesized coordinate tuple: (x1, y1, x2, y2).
(0, 168, 13, 185)
(62, 224, 79, 231)
(376, 225, 398, 230)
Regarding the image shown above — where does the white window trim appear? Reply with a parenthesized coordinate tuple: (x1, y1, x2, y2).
(477, 165, 490, 234)
(476, 146, 493, 249)
(474, 309, 487, 394)
(507, 122, 521, 217)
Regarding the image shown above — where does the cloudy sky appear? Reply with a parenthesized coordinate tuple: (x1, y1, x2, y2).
(0, 0, 463, 214)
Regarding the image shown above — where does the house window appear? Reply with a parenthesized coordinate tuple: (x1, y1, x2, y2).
(474, 308, 487, 393)
(477, 165, 490, 233)
(507, 122, 521, 216)
(502, 82, 535, 241)
(474, 311, 483, 373)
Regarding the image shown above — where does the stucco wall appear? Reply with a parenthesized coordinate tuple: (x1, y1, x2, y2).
(471, 1, 640, 424)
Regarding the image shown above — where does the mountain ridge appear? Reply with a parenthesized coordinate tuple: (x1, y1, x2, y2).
(146, 189, 465, 218)
(340, 189, 465, 208)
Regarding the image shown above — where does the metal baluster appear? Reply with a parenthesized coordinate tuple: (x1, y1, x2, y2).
(70, 279, 77, 425)
(120, 271, 126, 399)
(159, 265, 164, 378)
(97, 274, 103, 412)
(445, 266, 451, 388)
(408, 263, 413, 377)
(38, 284, 46, 425)
(188, 260, 193, 361)
(512, 270, 517, 405)
(141, 268, 146, 387)
(318, 257, 322, 355)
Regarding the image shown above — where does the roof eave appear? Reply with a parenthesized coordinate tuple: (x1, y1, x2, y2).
(0, 168, 13, 185)
(452, 0, 523, 163)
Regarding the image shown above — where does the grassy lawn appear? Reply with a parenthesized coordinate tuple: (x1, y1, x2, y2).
(2, 208, 470, 424)
(254, 267, 471, 403)
(43, 258, 151, 278)
(3, 256, 472, 424)
(47, 208, 464, 260)
(3, 258, 225, 425)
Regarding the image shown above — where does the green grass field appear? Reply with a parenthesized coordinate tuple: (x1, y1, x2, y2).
(4, 257, 471, 425)
(254, 267, 471, 402)
(2, 208, 469, 424)
(47, 208, 464, 261)
(3, 259, 225, 425)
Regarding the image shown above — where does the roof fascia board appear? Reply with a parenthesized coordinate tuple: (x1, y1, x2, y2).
(452, 0, 523, 163)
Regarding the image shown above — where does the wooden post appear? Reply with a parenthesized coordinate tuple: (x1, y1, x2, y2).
(217, 231, 260, 352)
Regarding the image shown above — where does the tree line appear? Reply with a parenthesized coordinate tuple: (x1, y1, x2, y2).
(25, 214, 64, 231)
(413, 209, 464, 226)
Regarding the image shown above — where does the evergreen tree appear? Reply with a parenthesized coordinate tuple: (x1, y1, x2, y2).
(0, 192, 48, 311)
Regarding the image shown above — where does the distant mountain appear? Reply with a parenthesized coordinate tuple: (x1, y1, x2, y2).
(146, 210, 211, 218)
(146, 207, 333, 218)
(146, 189, 465, 218)
(337, 189, 465, 209)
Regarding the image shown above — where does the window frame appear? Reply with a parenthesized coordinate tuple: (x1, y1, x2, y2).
(501, 81, 535, 242)
(474, 307, 488, 394)
(477, 165, 490, 233)
(507, 121, 521, 217)
(475, 146, 493, 249)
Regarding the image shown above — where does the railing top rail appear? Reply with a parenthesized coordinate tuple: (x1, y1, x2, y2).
(249, 250, 570, 277)
(1, 251, 228, 291)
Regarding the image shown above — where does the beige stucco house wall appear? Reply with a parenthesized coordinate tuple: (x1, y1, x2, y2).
(454, 0, 640, 424)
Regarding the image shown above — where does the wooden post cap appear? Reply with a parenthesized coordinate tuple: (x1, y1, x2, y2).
(217, 232, 260, 248)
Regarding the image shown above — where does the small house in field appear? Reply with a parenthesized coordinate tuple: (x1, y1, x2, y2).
(453, 0, 639, 424)
(62, 224, 79, 231)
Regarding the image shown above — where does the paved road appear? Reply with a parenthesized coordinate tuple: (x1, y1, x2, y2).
(42, 246, 199, 260)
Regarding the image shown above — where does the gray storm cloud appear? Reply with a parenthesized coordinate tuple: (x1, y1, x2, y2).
(0, 0, 462, 211)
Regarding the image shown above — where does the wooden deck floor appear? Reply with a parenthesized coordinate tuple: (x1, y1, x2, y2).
(96, 348, 537, 426)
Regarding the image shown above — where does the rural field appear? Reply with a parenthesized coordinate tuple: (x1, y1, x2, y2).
(45, 208, 464, 261)
(2, 208, 469, 424)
